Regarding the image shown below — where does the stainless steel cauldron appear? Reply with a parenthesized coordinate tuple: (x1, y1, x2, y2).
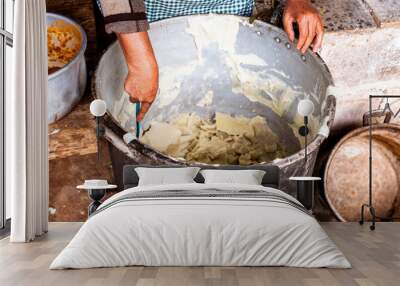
(94, 15, 336, 195)
(47, 13, 87, 123)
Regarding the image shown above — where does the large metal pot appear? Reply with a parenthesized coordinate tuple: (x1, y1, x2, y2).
(94, 15, 336, 195)
(47, 13, 87, 123)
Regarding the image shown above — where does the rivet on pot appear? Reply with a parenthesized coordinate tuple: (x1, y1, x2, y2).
(275, 37, 281, 43)
(301, 55, 306, 62)
(285, 42, 291, 49)
(256, 31, 262, 36)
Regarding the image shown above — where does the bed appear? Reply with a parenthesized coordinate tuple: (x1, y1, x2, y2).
(50, 165, 350, 269)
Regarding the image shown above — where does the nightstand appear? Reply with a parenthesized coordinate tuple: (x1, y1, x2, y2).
(77, 180, 117, 216)
(289, 177, 321, 213)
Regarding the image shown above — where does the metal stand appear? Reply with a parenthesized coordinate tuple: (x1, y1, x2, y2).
(95, 116, 105, 162)
(359, 203, 376, 231)
(87, 189, 106, 216)
(290, 177, 321, 215)
(359, 95, 400, 231)
(298, 116, 309, 165)
(296, 180, 315, 212)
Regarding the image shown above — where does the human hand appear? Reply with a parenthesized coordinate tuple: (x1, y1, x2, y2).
(124, 64, 158, 122)
(118, 32, 159, 122)
(283, 0, 324, 54)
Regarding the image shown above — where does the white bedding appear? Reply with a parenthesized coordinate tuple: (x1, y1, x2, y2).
(50, 183, 350, 269)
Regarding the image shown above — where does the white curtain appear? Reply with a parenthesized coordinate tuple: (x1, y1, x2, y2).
(7, 0, 48, 242)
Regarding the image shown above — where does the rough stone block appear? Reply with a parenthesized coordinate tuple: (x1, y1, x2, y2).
(364, 0, 400, 27)
(321, 26, 400, 86)
(311, 0, 376, 32)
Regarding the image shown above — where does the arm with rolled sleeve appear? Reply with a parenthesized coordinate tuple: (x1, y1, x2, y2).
(97, 0, 158, 122)
(98, 0, 149, 33)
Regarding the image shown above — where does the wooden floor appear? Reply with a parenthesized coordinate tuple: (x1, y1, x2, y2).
(0, 222, 398, 286)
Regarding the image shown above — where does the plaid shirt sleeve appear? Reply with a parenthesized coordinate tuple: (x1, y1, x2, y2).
(98, 0, 149, 34)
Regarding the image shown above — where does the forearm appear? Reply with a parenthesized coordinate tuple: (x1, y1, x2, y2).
(98, 0, 149, 34)
(117, 32, 158, 73)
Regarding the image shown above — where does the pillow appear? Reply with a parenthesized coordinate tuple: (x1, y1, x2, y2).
(200, 169, 266, 185)
(135, 167, 200, 186)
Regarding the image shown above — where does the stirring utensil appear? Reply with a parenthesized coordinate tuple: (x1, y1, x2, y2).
(136, 102, 141, 139)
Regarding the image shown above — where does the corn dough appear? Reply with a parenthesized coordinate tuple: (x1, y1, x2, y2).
(140, 113, 287, 165)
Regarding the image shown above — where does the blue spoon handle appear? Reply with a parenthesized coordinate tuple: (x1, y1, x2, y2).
(136, 102, 141, 139)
